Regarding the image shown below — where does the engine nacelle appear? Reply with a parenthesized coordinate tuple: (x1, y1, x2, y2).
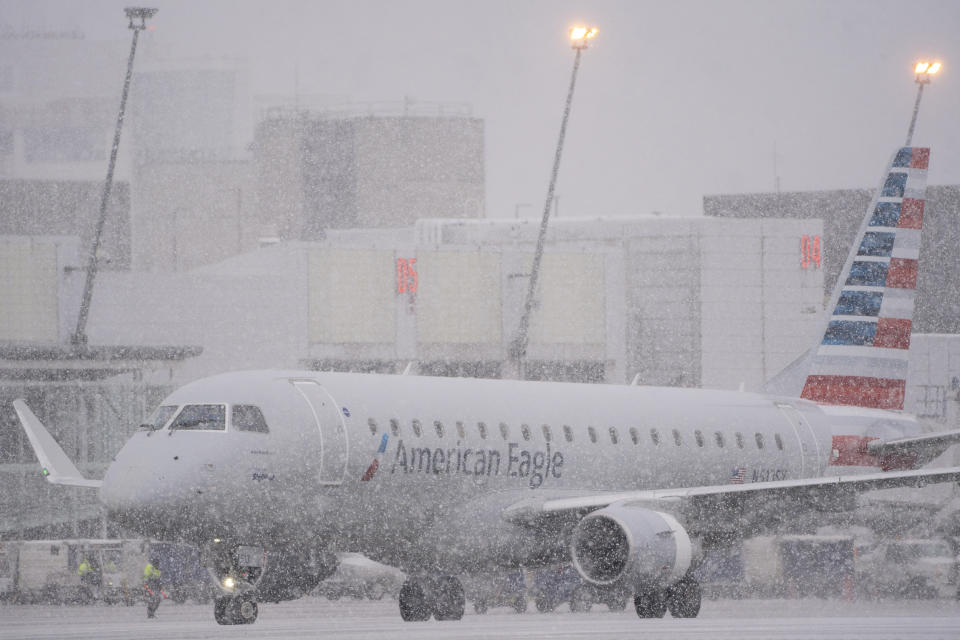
(570, 504, 693, 588)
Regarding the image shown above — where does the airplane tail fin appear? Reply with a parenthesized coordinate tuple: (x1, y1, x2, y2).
(12, 399, 102, 488)
(800, 147, 929, 410)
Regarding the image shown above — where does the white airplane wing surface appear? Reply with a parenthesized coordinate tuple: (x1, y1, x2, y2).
(503, 465, 960, 525)
(13, 399, 102, 489)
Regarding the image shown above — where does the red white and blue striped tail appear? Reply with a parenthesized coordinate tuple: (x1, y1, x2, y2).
(800, 147, 929, 410)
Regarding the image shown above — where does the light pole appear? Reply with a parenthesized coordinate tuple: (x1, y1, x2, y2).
(508, 26, 597, 378)
(905, 60, 941, 146)
(72, 7, 157, 347)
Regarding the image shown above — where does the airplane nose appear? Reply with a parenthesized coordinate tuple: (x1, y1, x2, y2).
(100, 440, 212, 538)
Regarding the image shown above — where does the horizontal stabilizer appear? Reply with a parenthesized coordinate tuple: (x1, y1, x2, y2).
(867, 429, 960, 467)
(12, 400, 102, 489)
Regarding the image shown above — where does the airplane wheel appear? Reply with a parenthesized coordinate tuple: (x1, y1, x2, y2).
(214, 596, 235, 625)
(535, 595, 554, 613)
(667, 577, 701, 618)
(399, 579, 431, 621)
(634, 589, 667, 618)
(214, 594, 258, 625)
(433, 576, 465, 621)
(235, 594, 259, 624)
(513, 596, 528, 613)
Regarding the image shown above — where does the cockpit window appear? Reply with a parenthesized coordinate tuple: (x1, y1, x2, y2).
(169, 404, 226, 431)
(232, 405, 269, 434)
(139, 405, 178, 431)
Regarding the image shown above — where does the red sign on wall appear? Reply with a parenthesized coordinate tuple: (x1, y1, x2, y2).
(397, 258, 418, 293)
(800, 235, 821, 269)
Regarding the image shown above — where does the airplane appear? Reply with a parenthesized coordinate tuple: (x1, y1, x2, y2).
(14, 145, 960, 625)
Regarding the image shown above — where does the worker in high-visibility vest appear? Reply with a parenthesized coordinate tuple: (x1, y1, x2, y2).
(77, 558, 92, 580)
(144, 560, 163, 618)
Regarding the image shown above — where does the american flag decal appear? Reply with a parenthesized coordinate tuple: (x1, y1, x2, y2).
(730, 467, 746, 484)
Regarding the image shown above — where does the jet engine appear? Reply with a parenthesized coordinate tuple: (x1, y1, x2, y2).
(570, 504, 693, 588)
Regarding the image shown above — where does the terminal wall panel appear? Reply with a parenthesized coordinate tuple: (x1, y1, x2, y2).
(529, 253, 605, 345)
(308, 248, 395, 344)
(0, 239, 58, 341)
(416, 251, 501, 344)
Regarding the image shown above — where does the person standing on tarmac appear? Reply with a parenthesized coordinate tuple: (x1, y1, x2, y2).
(144, 559, 163, 618)
(77, 556, 100, 602)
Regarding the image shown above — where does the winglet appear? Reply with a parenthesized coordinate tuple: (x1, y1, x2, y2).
(12, 399, 102, 488)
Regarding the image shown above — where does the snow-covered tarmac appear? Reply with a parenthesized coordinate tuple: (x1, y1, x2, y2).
(1, 596, 958, 640)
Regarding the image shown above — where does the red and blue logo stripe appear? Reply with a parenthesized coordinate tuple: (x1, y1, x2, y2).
(360, 434, 389, 481)
(800, 147, 928, 410)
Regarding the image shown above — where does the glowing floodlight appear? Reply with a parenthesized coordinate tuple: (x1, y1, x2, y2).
(570, 26, 598, 49)
(906, 59, 942, 145)
(914, 60, 942, 84)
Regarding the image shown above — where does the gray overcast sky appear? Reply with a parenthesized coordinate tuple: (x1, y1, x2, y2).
(5, 0, 959, 218)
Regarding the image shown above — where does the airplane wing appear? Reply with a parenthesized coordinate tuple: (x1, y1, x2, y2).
(12, 399, 103, 489)
(502, 466, 960, 527)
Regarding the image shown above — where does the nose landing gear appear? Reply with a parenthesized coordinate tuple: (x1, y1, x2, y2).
(206, 543, 265, 625)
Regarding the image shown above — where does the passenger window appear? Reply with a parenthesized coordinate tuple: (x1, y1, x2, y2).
(735, 432, 744, 449)
(434, 420, 444, 438)
(714, 432, 724, 448)
(390, 418, 400, 436)
(499, 422, 510, 440)
(140, 405, 178, 431)
(694, 430, 704, 447)
(673, 429, 682, 446)
(412, 420, 422, 437)
(755, 433, 765, 449)
(563, 425, 573, 442)
(170, 405, 226, 431)
(232, 405, 269, 433)
(521, 424, 531, 441)
(478, 422, 488, 439)
(650, 429, 660, 446)
(367, 418, 378, 435)
(629, 427, 639, 445)
(542, 424, 552, 442)
(587, 426, 597, 443)
(775, 434, 784, 450)
(456, 421, 466, 439)
(609, 427, 619, 445)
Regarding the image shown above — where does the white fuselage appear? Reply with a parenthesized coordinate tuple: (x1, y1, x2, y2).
(100, 370, 926, 573)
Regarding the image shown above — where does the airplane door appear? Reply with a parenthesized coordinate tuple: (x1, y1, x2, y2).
(776, 403, 823, 478)
(293, 381, 349, 486)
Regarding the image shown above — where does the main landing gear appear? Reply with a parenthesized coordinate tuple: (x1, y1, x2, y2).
(399, 576, 465, 621)
(634, 576, 702, 619)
